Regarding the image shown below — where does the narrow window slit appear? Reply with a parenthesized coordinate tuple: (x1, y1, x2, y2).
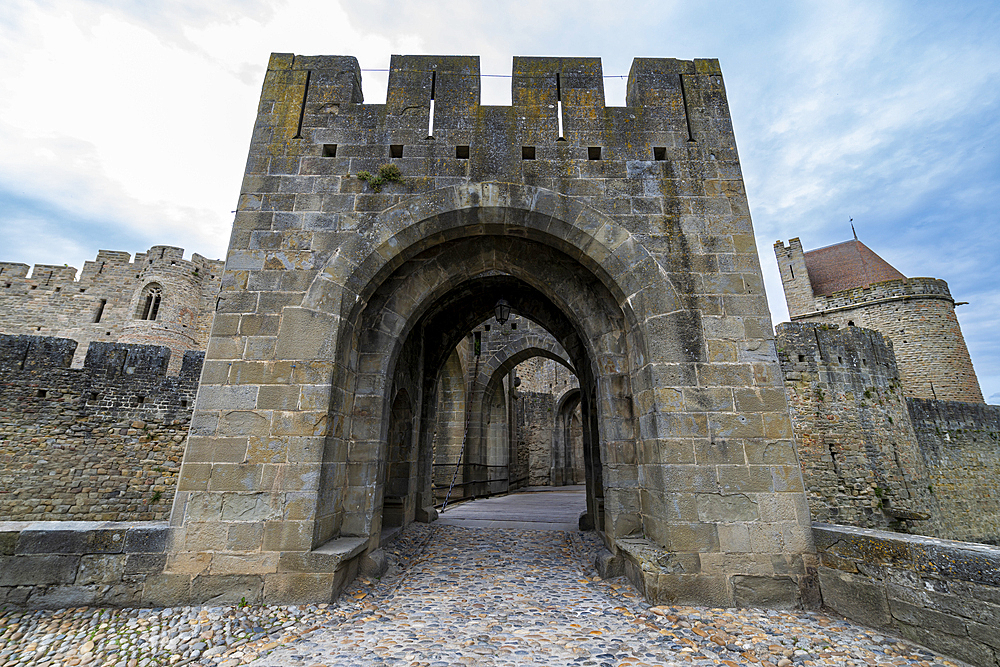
(426, 71, 436, 139)
(293, 70, 311, 139)
(556, 73, 566, 141)
(390, 144, 404, 158)
(322, 144, 337, 157)
(679, 73, 695, 143)
(653, 147, 666, 161)
(789, 265, 794, 279)
(94, 299, 107, 323)
(522, 146, 535, 160)
(456, 145, 469, 159)
(588, 146, 602, 160)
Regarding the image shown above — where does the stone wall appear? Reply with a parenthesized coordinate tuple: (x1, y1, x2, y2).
(814, 523, 1000, 667)
(164, 52, 816, 608)
(515, 391, 556, 486)
(908, 398, 1000, 545)
(779, 322, 1000, 546)
(0, 521, 168, 608)
(0, 247, 221, 373)
(776, 323, 936, 533)
(0, 334, 201, 522)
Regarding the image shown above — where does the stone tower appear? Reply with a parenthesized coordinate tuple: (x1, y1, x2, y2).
(775, 237, 983, 403)
(160, 54, 817, 608)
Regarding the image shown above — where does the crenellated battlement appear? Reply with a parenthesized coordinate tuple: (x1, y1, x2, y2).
(795, 276, 954, 316)
(775, 322, 900, 386)
(251, 54, 735, 186)
(0, 246, 222, 373)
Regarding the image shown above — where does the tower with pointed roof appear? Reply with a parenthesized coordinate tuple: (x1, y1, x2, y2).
(775, 237, 983, 403)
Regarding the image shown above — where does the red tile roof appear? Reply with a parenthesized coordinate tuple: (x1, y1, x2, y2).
(804, 239, 906, 296)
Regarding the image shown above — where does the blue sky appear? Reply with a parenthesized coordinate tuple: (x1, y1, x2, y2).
(1, 0, 998, 402)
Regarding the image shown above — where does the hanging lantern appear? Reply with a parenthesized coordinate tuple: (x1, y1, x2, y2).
(494, 298, 511, 325)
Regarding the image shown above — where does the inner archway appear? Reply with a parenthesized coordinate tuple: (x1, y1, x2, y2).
(316, 229, 648, 551)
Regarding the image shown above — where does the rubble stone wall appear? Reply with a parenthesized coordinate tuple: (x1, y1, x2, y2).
(908, 398, 1000, 545)
(776, 323, 937, 533)
(779, 322, 1000, 546)
(0, 335, 200, 522)
(516, 391, 556, 486)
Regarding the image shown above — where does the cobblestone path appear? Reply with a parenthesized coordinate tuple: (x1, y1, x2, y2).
(252, 524, 965, 667)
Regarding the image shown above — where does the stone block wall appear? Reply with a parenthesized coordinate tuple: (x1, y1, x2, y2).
(776, 323, 936, 533)
(0, 335, 201, 522)
(0, 247, 222, 373)
(0, 521, 168, 608)
(814, 523, 1000, 667)
(515, 391, 556, 486)
(168, 52, 817, 608)
(908, 399, 1000, 545)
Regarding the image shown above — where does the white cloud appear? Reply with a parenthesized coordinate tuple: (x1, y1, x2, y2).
(0, 0, 997, 399)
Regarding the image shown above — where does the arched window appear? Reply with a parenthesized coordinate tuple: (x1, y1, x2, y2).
(136, 283, 163, 321)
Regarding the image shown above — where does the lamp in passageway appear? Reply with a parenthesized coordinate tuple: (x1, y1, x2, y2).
(494, 298, 512, 325)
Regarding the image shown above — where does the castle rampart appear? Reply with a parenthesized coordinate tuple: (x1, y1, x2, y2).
(778, 322, 1000, 546)
(0, 246, 222, 373)
(908, 398, 1000, 545)
(776, 322, 937, 533)
(0, 334, 201, 523)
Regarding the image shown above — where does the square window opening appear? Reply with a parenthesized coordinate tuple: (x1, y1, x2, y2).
(588, 146, 602, 160)
(456, 145, 470, 159)
(322, 144, 338, 157)
(36, 389, 47, 398)
(390, 144, 404, 158)
(653, 146, 666, 161)
(521, 146, 535, 160)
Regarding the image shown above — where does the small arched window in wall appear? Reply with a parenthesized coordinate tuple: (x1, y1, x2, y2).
(136, 283, 163, 321)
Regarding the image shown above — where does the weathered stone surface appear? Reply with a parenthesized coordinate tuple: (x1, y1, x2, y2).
(815, 523, 1000, 667)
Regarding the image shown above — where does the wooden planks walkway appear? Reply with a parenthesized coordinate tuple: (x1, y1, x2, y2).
(435, 486, 586, 531)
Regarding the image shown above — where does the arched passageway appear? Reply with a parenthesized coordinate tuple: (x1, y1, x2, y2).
(552, 388, 584, 487)
(318, 230, 635, 547)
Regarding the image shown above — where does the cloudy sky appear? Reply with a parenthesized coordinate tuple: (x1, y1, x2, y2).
(1, 0, 998, 402)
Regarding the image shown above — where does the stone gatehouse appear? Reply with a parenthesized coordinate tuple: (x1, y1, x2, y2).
(153, 53, 816, 608)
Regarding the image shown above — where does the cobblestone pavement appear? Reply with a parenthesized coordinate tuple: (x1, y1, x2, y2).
(252, 524, 965, 667)
(0, 523, 970, 667)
